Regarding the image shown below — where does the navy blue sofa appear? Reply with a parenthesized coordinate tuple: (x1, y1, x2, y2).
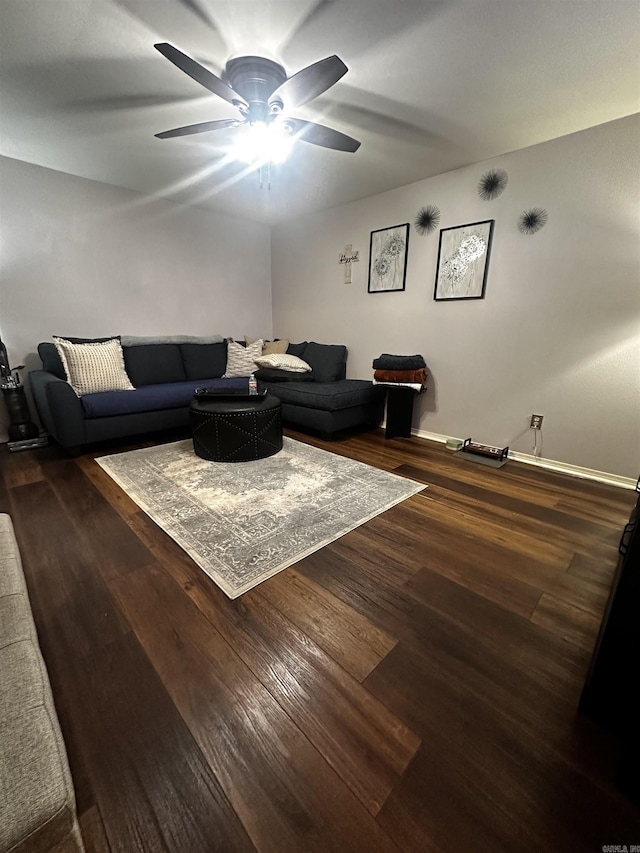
(29, 338, 385, 454)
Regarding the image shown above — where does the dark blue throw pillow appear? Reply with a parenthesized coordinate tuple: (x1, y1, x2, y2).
(180, 342, 227, 380)
(302, 342, 347, 382)
(286, 341, 309, 358)
(124, 344, 186, 386)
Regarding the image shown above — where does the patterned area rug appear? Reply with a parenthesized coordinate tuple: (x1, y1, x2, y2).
(97, 437, 425, 598)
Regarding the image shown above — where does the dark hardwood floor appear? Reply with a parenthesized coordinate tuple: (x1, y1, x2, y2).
(2, 428, 639, 852)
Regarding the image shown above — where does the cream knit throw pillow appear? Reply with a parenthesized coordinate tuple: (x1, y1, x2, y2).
(254, 353, 312, 372)
(223, 339, 263, 378)
(54, 337, 135, 396)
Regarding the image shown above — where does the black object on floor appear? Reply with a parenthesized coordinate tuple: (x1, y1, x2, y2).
(385, 387, 417, 439)
(2, 384, 40, 442)
(455, 449, 508, 468)
(190, 393, 283, 462)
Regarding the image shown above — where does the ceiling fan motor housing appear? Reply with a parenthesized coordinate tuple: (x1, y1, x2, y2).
(224, 56, 287, 122)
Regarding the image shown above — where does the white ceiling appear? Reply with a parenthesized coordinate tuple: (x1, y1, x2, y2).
(1, 0, 639, 224)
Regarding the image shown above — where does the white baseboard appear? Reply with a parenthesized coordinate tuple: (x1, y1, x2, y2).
(407, 427, 637, 490)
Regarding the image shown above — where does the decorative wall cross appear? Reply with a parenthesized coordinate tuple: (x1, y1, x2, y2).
(339, 243, 359, 284)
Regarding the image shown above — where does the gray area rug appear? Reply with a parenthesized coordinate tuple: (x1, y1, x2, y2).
(97, 437, 426, 598)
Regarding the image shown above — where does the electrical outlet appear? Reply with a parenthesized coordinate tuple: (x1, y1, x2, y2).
(530, 414, 544, 430)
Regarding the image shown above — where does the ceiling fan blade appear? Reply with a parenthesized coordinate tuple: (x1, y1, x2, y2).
(269, 55, 348, 110)
(285, 118, 360, 153)
(154, 43, 247, 108)
(155, 118, 240, 139)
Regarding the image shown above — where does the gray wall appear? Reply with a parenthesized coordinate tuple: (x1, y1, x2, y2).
(272, 116, 640, 480)
(0, 155, 272, 438)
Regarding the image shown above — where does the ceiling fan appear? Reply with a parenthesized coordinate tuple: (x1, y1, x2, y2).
(154, 43, 361, 156)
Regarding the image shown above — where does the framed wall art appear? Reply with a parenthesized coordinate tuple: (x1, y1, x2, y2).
(368, 223, 409, 293)
(434, 219, 494, 301)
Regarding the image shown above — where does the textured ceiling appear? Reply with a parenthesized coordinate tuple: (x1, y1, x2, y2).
(1, 0, 639, 224)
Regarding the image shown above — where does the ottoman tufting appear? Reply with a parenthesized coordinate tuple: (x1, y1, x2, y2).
(190, 393, 283, 462)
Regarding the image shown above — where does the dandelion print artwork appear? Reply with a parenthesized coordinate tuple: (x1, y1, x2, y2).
(434, 220, 495, 301)
(368, 224, 410, 293)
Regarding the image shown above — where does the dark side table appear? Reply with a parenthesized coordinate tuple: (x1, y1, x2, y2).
(385, 386, 420, 439)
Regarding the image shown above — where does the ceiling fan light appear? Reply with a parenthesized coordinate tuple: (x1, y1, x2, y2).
(231, 121, 293, 165)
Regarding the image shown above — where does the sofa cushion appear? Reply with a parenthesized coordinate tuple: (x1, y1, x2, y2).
(286, 341, 309, 358)
(180, 342, 227, 380)
(123, 344, 186, 386)
(53, 337, 135, 396)
(0, 645, 81, 853)
(255, 368, 314, 383)
(223, 339, 263, 378)
(303, 342, 347, 382)
(267, 380, 383, 412)
(0, 514, 84, 853)
(80, 378, 247, 418)
(38, 343, 66, 379)
(0, 595, 34, 648)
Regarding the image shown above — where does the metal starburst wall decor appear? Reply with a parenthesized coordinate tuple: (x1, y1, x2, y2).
(414, 205, 441, 235)
(518, 208, 548, 235)
(478, 169, 508, 201)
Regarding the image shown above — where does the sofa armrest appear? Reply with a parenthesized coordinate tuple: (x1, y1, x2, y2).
(29, 370, 85, 448)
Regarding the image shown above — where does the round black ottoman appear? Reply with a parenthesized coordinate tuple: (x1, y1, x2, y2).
(190, 394, 283, 462)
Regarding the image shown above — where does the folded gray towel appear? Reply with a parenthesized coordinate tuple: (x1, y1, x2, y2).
(372, 353, 426, 370)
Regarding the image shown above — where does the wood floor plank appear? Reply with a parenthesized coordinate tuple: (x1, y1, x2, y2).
(540, 569, 610, 617)
(377, 501, 616, 617)
(566, 551, 618, 588)
(404, 566, 595, 694)
(43, 459, 154, 579)
(78, 805, 112, 853)
(155, 550, 420, 815)
(76, 454, 145, 518)
(401, 488, 575, 568)
(258, 567, 398, 682)
(364, 507, 544, 617)
(377, 743, 551, 853)
(397, 462, 625, 545)
(369, 641, 640, 853)
(109, 562, 402, 853)
(63, 631, 257, 853)
(0, 445, 46, 488)
(530, 593, 602, 652)
(387, 578, 584, 740)
(422, 481, 619, 562)
(301, 545, 590, 699)
(555, 493, 637, 526)
(9, 481, 132, 668)
(0, 448, 13, 513)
